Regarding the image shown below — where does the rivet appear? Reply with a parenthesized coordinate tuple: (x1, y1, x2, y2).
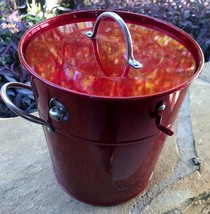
(47, 126, 54, 133)
(158, 103, 166, 111)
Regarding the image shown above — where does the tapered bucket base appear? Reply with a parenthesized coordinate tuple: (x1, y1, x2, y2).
(54, 169, 152, 206)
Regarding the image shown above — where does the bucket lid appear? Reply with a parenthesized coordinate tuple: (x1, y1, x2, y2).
(20, 10, 204, 98)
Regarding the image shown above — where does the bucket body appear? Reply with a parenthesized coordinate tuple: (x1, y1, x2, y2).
(1, 10, 204, 206)
(31, 76, 189, 205)
(44, 128, 165, 205)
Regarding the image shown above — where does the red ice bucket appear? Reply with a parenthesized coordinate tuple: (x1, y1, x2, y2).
(1, 10, 204, 206)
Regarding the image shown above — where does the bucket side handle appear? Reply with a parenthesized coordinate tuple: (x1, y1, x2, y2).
(155, 102, 174, 136)
(0, 82, 54, 132)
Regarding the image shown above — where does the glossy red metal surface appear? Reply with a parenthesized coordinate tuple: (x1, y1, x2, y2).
(31, 75, 189, 205)
(18, 10, 204, 205)
(43, 127, 166, 205)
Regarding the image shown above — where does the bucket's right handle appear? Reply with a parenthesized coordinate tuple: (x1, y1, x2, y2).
(155, 102, 174, 136)
(0, 82, 53, 132)
(85, 11, 142, 70)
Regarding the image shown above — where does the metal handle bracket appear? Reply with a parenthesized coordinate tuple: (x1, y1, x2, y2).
(49, 98, 69, 122)
(155, 102, 174, 136)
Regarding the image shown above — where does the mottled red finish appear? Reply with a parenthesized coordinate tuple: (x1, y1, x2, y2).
(18, 10, 203, 205)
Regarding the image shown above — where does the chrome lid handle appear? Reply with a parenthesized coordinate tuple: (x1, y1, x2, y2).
(85, 12, 142, 69)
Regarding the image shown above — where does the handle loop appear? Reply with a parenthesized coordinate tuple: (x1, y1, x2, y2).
(85, 12, 142, 69)
(0, 82, 53, 132)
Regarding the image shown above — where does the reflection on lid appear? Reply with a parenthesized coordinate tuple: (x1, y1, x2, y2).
(25, 20, 196, 97)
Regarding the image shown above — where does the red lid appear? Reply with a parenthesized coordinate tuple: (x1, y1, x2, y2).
(21, 10, 203, 98)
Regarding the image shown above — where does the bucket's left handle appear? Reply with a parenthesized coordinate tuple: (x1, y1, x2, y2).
(0, 82, 54, 132)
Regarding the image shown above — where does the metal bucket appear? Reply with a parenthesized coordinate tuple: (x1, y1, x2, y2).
(1, 10, 204, 206)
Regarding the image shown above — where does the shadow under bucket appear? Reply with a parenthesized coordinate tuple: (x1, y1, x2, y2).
(1, 10, 204, 206)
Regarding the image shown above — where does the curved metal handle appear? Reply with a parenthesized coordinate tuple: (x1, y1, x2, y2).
(155, 102, 174, 136)
(0, 82, 53, 132)
(85, 11, 142, 69)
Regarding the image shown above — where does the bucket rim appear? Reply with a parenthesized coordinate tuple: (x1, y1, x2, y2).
(18, 10, 204, 100)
